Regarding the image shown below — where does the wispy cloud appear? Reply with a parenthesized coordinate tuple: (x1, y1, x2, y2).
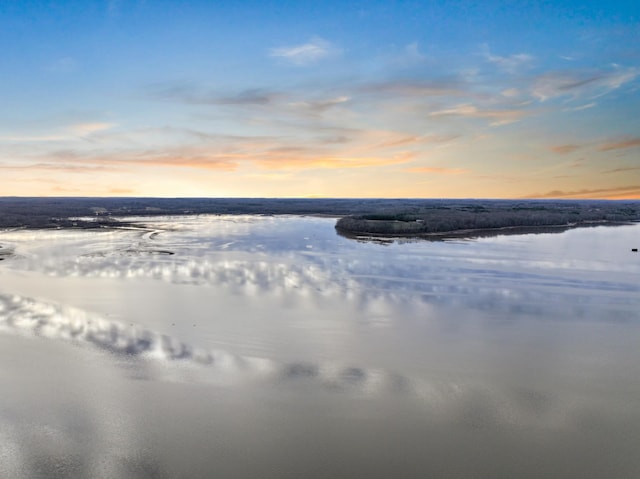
(568, 159, 584, 168)
(597, 136, 640, 151)
(0, 135, 67, 142)
(255, 152, 414, 170)
(22, 127, 420, 174)
(531, 67, 638, 102)
(214, 89, 277, 106)
(603, 166, 640, 174)
(549, 137, 640, 155)
(0, 122, 115, 145)
(429, 103, 526, 126)
(288, 96, 350, 113)
(71, 122, 115, 134)
(34, 148, 241, 172)
(108, 188, 134, 194)
(483, 45, 533, 73)
(0, 162, 120, 173)
(405, 166, 469, 175)
(269, 36, 336, 65)
(392, 42, 427, 66)
(501, 88, 520, 98)
(404, 42, 426, 62)
(526, 185, 640, 199)
(563, 102, 596, 112)
(149, 82, 279, 106)
(374, 134, 459, 149)
(362, 80, 465, 97)
(249, 135, 417, 170)
(550, 144, 581, 154)
(130, 151, 240, 170)
(532, 74, 600, 101)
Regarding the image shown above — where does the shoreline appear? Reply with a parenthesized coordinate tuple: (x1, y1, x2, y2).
(1, 197, 639, 241)
(1, 216, 637, 243)
(335, 219, 638, 241)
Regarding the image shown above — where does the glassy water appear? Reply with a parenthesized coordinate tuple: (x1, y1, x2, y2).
(1, 216, 639, 478)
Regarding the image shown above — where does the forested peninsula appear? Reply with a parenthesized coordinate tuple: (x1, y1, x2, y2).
(335, 201, 640, 239)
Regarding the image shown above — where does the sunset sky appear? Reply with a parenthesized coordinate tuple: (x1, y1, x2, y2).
(1, 0, 638, 198)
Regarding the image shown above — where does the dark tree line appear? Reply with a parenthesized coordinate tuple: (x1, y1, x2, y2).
(0, 197, 638, 235)
(335, 201, 640, 237)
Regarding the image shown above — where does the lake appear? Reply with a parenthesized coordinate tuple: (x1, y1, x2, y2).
(1, 215, 639, 478)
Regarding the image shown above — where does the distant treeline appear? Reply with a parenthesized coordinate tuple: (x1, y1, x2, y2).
(0, 197, 379, 229)
(335, 201, 640, 237)
(0, 197, 638, 235)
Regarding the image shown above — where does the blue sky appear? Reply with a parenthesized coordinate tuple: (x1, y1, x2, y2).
(1, 0, 639, 198)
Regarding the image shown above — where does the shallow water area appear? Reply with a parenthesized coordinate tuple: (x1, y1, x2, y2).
(1, 215, 639, 478)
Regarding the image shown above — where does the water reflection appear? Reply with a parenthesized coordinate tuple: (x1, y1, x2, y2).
(0, 293, 411, 395)
(335, 222, 587, 242)
(2, 219, 638, 323)
(1, 217, 640, 478)
(3, 290, 636, 426)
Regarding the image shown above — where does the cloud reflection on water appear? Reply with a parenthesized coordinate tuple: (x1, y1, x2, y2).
(1, 217, 640, 478)
(3, 229, 637, 323)
(0, 291, 635, 429)
(0, 293, 409, 395)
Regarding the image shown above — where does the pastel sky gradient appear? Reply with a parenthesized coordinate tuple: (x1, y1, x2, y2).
(1, 0, 639, 198)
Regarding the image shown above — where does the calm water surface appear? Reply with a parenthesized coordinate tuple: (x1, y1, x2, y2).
(1, 216, 639, 478)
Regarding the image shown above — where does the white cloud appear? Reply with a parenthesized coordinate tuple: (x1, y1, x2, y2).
(429, 103, 526, 126)
(600, 67, 638, 91)
(563, 102, 596, 112)
(71, 122, 115, 134)
(270, 36, 336, 65)
(0, 135, 66, 142)
(0, 123, 115, 143)
(402, 42, 426, 63)
(288, 96, 350, 113)
(489, 53, 533, 73)
(501, 88, 520, 98)
(482, 45, 533, 73)
(532, 67, 638, 102)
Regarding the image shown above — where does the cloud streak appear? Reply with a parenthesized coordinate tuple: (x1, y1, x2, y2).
(6, 43, 638, 198)
(429, 103, 527, 126)
(405, 166, 469, 175)
(288, 96, 350, 114)
(603, 167, 640, 174)
(269, 36, 336, 65)
(526, 185, 640, 199)
(550, 144, 581, 154)
(71, 123, 116, 134)
(21, 131, 419, 174)
(254, 151, 415, 171)
(361, 80, 466, 98)
(0, 135, 67, 142)
(149, 83, 279, 106)
(597, 136, 640, 151)
(484, 47, 533, 73)
(0, 293, 412, 395)
(4, 164, 121, 174)
(531, 67, 638, 102)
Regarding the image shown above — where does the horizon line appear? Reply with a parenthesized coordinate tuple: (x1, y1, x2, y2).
(1, 196, 639, 201)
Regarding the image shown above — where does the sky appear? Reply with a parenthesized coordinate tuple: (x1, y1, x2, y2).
(0, 0, 639, 199)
